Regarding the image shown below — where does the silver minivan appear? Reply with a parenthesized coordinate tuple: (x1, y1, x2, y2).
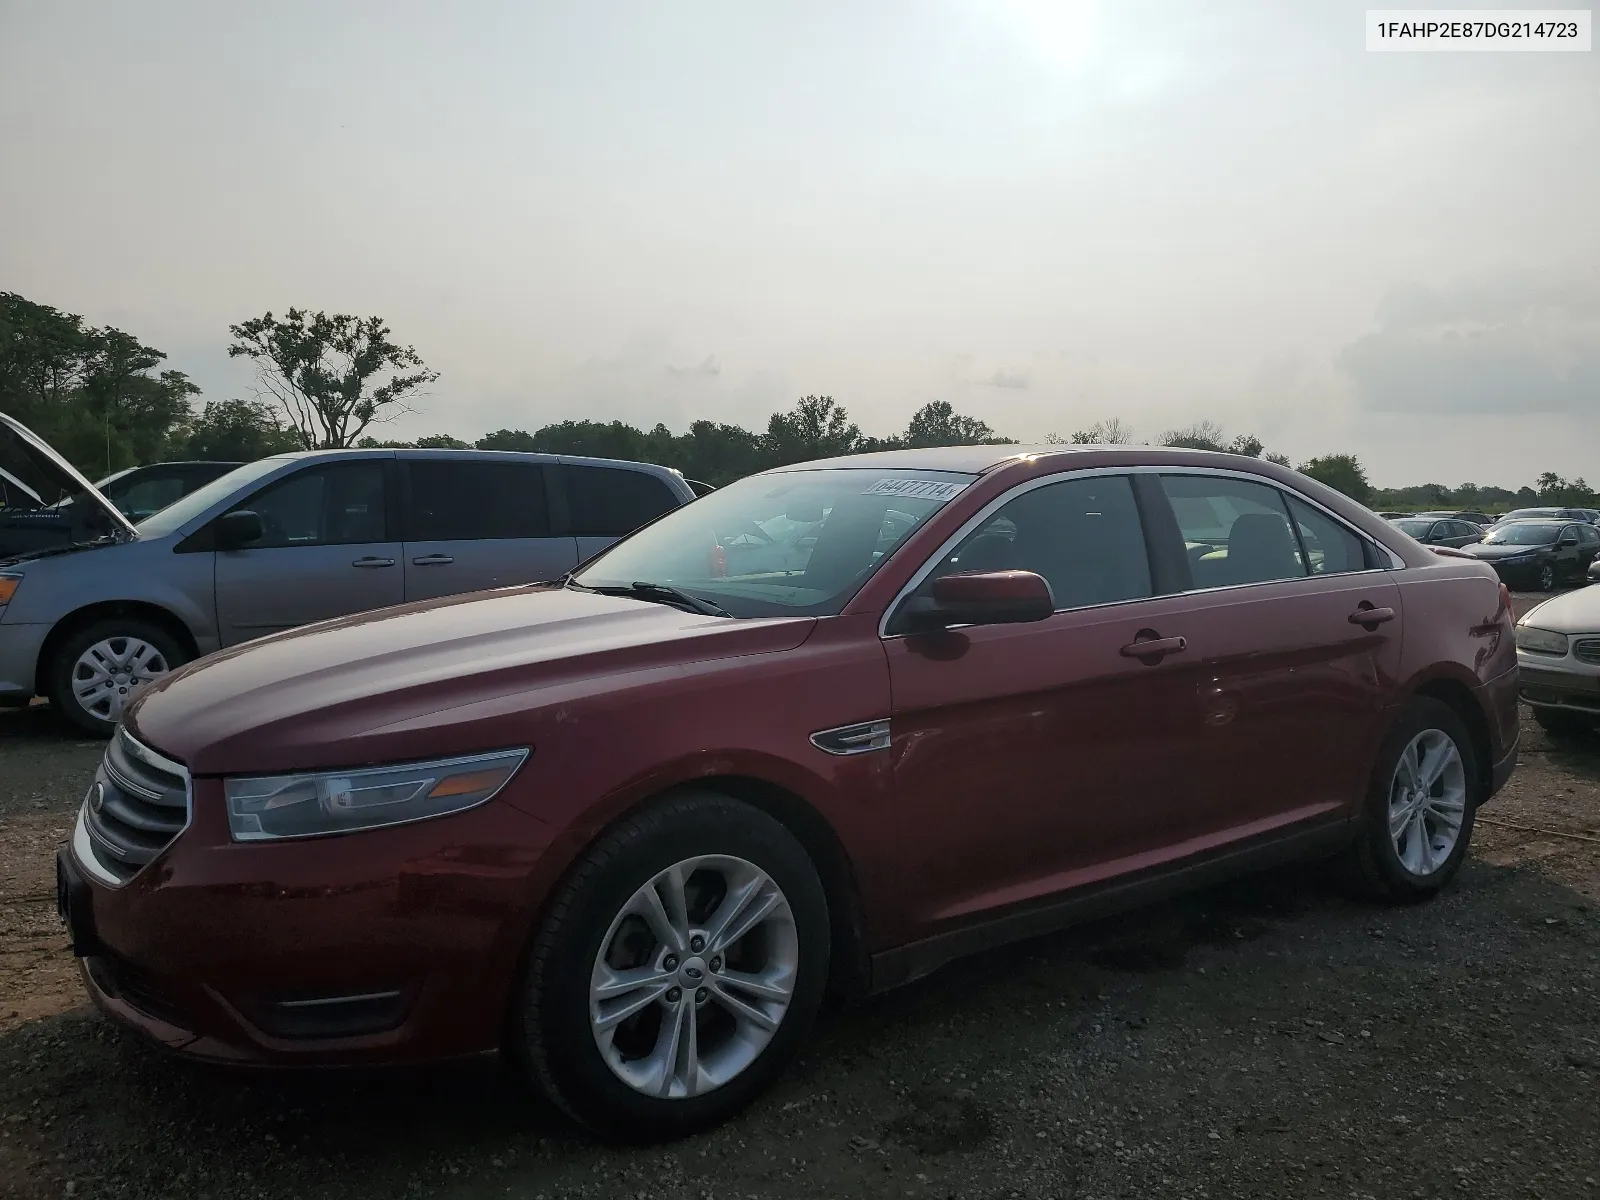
(0, 414, 696, 735)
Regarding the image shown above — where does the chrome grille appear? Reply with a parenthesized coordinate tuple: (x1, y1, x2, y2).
(82, 731, 189, 884)
(1574, 638, 1600, 666)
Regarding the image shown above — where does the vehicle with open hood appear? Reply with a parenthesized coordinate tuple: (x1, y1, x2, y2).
(0, 412, 694, 734)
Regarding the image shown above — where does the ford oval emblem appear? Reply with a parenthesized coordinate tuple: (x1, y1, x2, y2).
(88, 781, 105, 814)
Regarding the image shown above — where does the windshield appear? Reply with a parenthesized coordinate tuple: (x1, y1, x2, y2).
(1498, 509, 1555, 522)
(571, 467, 974, 617)
(1482, 523, 1560, 546)
(1394, 519, 1433, 536)
(134, 458, 282, 537)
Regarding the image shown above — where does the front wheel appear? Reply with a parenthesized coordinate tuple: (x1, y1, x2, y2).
(1537, 562, 1556, 592)
(46, 619, 187, 737)
(509, 792, 830, 1140)
(1340, 698, 1479, 903)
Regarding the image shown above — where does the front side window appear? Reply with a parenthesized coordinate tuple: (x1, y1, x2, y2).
(572, 468, 970, 617)
(1160, 475, 1306, 587)
(231, 462, 387, 549)
(922, 474, 1152, 610)
(407, 460, 549, 540)
(564, 466, 679, 538)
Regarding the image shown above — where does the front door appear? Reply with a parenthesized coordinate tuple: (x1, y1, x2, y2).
(883, 473, 1207, 942)
(215, 461, 403, 645)
(401, 458, 578, 602)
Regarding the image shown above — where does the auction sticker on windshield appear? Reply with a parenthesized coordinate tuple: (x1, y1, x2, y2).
(862, 478, 969, 502)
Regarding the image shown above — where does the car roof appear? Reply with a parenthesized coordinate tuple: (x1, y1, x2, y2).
(263, 447, 677, 474)
(761, 443, 1274, 475)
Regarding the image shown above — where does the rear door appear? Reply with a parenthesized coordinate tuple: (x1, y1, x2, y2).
(401, 457, 577, 602)
(557, 463, 685, 565)
(1147, 471, 1403, 838)
(214, 460, 403, 645)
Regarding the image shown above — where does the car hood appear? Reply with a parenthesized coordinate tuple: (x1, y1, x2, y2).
(0, 413, 137, 541)
(1464, 542, 1552, 559)
(1518, 588, 1600, 635)
(126, 585, 817, 776)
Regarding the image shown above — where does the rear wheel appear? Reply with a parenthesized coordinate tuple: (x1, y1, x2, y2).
(1341, 698, 1479, 903)
(45, 619, 187, 737)
(1533, 708, 1597, 740)
(509, 792, 830, 1140)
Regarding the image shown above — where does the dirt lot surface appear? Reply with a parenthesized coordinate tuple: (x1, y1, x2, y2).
(2, 593, 1598, 1199)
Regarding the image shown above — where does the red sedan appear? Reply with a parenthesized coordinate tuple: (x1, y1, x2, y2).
(57, 445, 1519, 1138)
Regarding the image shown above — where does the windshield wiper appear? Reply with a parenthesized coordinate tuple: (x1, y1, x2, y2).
(577, 580, 732, 618)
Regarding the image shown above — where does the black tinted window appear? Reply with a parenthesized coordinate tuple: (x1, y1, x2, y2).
(564, 466, 678, 538)
(1580, 526, 1600, 547)
(930, 475, 1151, 610)
(234, 463, 387, 548)
(1160, 475, 1307, 587)
(407, 460, 550, 540)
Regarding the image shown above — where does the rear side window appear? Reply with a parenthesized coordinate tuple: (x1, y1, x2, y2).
(1580, 526, 1600, 547)
(1160, 475, 1306, 587)
(406, 460, 550, 540)
(930, 475, 1152, 610)
(563, 466, 679, 538)
(1284, 496, 1368, 575)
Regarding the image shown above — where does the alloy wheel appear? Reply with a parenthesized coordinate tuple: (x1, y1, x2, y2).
(1387, 728, 1468, 877)
(71, 637, 171, 722)
(1539, 563, 1555, 591)
(589, 855, 798, 1100)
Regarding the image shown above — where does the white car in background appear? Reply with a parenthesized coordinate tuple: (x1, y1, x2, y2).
(1515, 586, 1600, 738)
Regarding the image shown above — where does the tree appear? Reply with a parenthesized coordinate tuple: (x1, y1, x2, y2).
(762, 395, 862, 465)
(1057, 417, 1136, 445)
(1264, 452, 1291, 467)
(1299, 454, 1373, 503)
(227, 309, 438, 450)
(1, 292, 198, 476)
(475, 428, 538, 453)
(1160, 420, 1229, 451)
(415, 433, 470, 449)
(179, 399, 300, 460)
(903, 400, 1008, 448)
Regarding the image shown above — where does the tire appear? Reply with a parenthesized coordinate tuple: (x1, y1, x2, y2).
(1340, 697, 1480, 903)
(45, 618, 188, 738)
(1537, 562, 1556, 592)
(509, 791, 830, 1140)
(1533, 708, 1596, 740)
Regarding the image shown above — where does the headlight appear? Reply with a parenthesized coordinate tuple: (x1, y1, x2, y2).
(224, 749, 529, 841)
(1515, 626, 1569, 656)
(0, 574, 21, 609)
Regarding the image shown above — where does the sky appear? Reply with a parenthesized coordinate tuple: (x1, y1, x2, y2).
(1, 0, 1596, 489)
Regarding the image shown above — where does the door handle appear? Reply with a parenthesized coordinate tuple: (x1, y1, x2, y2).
(352, 556, 396, 569)
(411, 554, 454, 566)
(1347, 605, 1395, 627)
(1120, 632, 1187, 662)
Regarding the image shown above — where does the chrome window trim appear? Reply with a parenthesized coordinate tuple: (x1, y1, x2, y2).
(877, 464, 1402, 640)
(71, 730, 193, 890)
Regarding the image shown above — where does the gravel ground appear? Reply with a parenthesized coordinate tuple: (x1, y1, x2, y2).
(2, 593, 1598, 1199)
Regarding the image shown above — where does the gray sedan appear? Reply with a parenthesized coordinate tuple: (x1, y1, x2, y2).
(0, 414, 695, 735)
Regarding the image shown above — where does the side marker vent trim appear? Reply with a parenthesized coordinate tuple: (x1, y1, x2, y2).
(810, 720, 892, 756)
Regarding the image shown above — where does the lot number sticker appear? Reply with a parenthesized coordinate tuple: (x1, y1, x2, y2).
(862, 478, 968, 503)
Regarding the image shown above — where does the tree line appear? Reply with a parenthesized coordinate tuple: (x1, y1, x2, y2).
(3, 290, 1590, 510)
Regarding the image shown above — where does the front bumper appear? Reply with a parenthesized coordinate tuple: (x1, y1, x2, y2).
(64, 775, 563, 1067)
(1516, 658, 1600, 717)
(0, 620, 48, 701)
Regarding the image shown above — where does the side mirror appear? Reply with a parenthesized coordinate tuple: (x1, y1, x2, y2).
(899, 570, 1055, 633)
(215, 509, 264, 550)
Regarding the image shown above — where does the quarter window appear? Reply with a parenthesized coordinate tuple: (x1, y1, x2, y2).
(927, 475, 1152, 610)
(406, 460, 550, 540)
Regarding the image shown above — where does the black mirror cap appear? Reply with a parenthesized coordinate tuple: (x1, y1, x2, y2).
(895, 570, 1056, 633)
(216, 509, 264, 550)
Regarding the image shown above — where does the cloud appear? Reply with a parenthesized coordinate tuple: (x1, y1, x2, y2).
(980, 368, 1030, 389)
(1338, 271, 1600, 414)
(665, 354, 721, 379)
